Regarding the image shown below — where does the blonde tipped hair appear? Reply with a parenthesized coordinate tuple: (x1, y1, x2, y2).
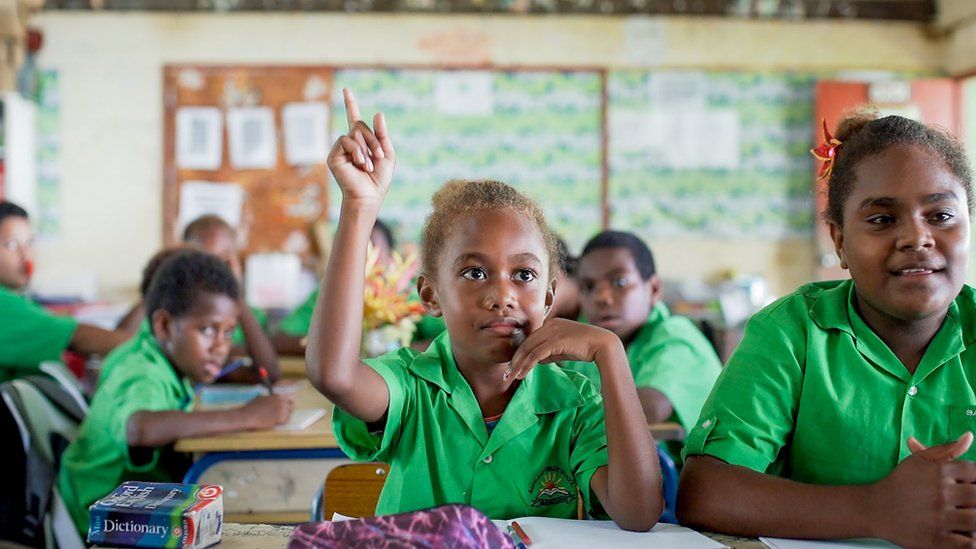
(420, 179, 563, 280)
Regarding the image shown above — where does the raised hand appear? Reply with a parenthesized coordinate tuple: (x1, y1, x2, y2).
(327, 88, 396, 211)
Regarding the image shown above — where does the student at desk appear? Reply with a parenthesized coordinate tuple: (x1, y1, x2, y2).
(562, 231, 721, 436)
(59, 250, 294, 535)
(678, 114, 976, 547)
(306, 90, 660, 530)
(118, 215, 280, 383)
(0, 200, 129, 382)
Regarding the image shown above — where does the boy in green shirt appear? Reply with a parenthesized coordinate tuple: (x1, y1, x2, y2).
(678, 114, 976, 547)
(58, 250, 294, 534)
(564, 230, 721, 432)
(117, 215, 280, 383)
(0, 201, 129, 382)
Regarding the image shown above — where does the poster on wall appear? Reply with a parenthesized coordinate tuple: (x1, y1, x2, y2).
(177, 181, 244, 233)
(227, 107, 278, 169)
(175, 107, 223, 170)
(282, 101, 329, 166)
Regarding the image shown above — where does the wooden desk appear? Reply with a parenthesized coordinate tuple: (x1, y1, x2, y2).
(175, 381, 336, 453)
(277, 356, 307, 378)
(187, 524, 763, 548)
(649, 421, 684, 441)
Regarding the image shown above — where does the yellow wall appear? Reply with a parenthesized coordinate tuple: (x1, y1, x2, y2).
(32, 13, 944, 299)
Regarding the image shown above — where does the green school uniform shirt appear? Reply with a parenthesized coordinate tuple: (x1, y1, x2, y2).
(563, 303, 722, 432)
(332, 331, 610, 519)
(683, 279, 976, 485)
(279, 287, 446, 342)
(58, 323, 194, 533)
(0, 285, 78, 383)
(231, 305, 269, 347)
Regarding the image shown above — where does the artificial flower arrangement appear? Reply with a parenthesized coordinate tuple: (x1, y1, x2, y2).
(361, 244, 427, 357)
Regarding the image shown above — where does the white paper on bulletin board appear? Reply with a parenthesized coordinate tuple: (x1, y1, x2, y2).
(282, 102, 329, 165)
(227, 107, 278, 169)
(176, 107, 223, 170)
(649, 72, 708, 110)
(434, 71, 495, 116)
(646, 109, 740, 169)
(178, 181, 244, 232)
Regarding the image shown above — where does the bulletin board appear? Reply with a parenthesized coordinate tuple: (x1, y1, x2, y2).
(329, 68, 605, 252)
(608, 71, 818, 241)
(163, 65, 605, 255)
(162, 66, 334, 257)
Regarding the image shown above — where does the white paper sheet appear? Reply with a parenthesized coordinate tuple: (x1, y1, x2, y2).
(244, 252, 302, 309)
(176, 107, 223, 170)
(435, 71, 495, 116)
(761, 537, 898, 549)
(227, 106, 278, 169)
(491, 518, 727, 549)
(282, 101, 329, 166)
(177, 181, 244, 232)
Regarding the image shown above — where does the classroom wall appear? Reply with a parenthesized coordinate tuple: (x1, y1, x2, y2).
(32, 13, 944, 300)
(939, 0, 976, 76)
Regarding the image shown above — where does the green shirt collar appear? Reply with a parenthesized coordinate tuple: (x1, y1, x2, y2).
(134, 321, 195, 407)
(810, 278, 970, 382)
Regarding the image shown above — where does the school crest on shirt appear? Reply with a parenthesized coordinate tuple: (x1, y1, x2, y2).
(529, 466, 576, 507)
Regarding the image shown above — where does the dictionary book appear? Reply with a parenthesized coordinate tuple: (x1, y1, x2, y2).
(87, 481, 223, 548)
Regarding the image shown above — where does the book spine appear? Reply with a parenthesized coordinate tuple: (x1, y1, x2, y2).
(86, 506, 183, 548)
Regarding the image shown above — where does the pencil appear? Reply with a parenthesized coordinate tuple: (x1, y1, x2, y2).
(511, 521, 532, 546)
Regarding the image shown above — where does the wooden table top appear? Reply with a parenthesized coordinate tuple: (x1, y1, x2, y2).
(174, 380, 337, 453)
(175, 376, 685, 453)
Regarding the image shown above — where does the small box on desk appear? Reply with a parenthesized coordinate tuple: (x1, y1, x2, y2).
(88, 481, 223, 549)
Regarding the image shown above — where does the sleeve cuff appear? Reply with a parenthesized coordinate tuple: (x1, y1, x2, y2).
(681, 416, 774, 473)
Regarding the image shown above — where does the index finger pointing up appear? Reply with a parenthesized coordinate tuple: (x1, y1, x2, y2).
(343, 88, 361, 130)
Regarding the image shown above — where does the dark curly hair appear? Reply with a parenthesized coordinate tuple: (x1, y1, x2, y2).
(145, 249, 239, 321)
(824, 113, 973, 226)
(580, 230, 656, 280)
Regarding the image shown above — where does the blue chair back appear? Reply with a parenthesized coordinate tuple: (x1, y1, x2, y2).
(658, 445, 679, 524)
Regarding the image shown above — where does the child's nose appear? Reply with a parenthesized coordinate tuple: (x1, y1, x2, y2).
(482, 279, 517, 310)
(897, 218, 935, 251)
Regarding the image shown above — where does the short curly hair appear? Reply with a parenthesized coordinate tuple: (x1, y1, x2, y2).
(145, 249, 239, 321)
(824, 113, 973, 226)
(420, 179, 562, 281)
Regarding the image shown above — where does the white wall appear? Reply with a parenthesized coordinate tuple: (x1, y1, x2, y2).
(32, 13, 944, 299)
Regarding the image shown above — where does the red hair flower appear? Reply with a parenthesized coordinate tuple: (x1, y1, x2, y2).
(810, 119, 842, 181)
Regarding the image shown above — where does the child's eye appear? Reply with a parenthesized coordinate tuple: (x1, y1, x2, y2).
(867, 214, 894, 225)
(931, 211, 955, 224)
(514, 269, 537, 282)
(612, 277, 628, 288)
(581, 281, 595, 293)
(200, 326, 216, 337)
(462, 267, 487, 280)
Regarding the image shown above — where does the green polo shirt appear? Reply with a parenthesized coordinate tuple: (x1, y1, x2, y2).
(563, 303, 722, 432)
(231, 305, 269, 347)
(59, 323, 194, 533)
(0, 285, 78, 383)
(333, 331, 610, 519)
(683, 279, 976, 485)
(279, 287, 446, 342)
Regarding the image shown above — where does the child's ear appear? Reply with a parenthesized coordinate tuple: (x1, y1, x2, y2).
(151, 309, 174, 345)
(647, 274, 662, 305)
(417, 275, 442, 317)
(827, 221, 849, 270)
(544, 277, 557, 318)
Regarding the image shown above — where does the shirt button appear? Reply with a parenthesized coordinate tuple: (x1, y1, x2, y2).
(908, 386, 918, 397)
(702, 419, 713, 428)
(483, 455, 493, 464)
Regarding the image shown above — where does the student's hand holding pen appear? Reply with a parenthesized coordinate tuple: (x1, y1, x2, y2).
(240, 394, 294, 430)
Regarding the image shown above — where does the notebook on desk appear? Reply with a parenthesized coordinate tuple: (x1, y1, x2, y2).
(332, 513, 725, 548)
(275, 408, 327, 431)
(197, 380, 305, 409)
